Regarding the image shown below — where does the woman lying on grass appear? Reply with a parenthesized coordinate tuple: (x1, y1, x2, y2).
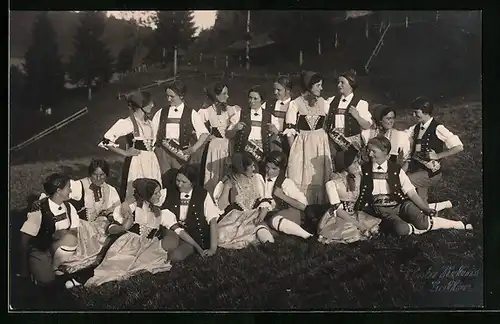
(120, 166, 220, 262)
(82, 178, 171, 287)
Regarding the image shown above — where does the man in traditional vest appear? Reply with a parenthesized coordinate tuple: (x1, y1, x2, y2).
(403, 97, 464, 204)
(152, 80, 209, 184)
(355, 136, 472, 236)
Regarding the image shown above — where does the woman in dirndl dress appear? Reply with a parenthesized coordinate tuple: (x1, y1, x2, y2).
(198, 82, 240, 195)
(318, 146, 381, 244)
(214, 152, 275, 250)
(323, 69, 373, 171)
(83, 178, 171, 287)
(364, 105, 411, 165)
(98, 91, 162, 201)
(284, 71, 333, 204)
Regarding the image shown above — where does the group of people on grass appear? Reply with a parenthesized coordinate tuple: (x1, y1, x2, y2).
(16, 69, 473, 291)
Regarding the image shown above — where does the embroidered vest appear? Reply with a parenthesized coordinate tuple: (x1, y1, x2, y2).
(409, 119, 444, 176)
(324, 94, 362, 137)
(156, 105, 195, 149)
(161, 185, 211, 250)
(354, 161, 406, 211)
(31, 199, 73, 251)
(234, 107, 273, 156)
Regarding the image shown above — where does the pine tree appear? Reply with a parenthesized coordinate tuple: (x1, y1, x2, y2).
(116, 45, 135, 74)
(150, 11, 197, 64)
(23, 12, 65, 110)
(68, 11, 114, 89)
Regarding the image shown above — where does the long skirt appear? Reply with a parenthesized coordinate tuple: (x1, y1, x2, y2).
(286, 129, 333, 204)
(201, 138, 231, 195)
(317, 207, 381, 244)
(84, 232, 171, 287)
(217, 208, 267, 250)
(121, 150, 162, 200)
(59, 217, 110, 273)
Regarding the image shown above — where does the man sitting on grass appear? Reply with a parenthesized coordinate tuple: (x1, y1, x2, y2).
(355, 136, 472, 236)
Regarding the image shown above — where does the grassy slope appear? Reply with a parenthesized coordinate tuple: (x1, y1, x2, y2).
(9, 73, 483, 310)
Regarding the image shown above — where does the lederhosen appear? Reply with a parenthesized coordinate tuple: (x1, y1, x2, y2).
(115, 115, 155, 201)
(154, 105, 196, 181)
(233, 107, 274, 176)
(31, 199, 74, 252)
(408, 119, 444, 178)
(161, 185, 211, 250)
(267, 100, 290, 155)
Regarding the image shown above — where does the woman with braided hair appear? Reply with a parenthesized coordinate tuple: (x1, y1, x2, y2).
(98, 90, 162, 200)
(198, 82, 240, 195)
(82, 178, 171, 287)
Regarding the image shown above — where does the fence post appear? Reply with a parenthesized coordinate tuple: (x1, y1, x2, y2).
(214, 56, 217, 68)
(225, 55, 229, 68)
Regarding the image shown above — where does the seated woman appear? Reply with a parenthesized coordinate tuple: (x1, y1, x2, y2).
(119, 166, 220, 262)
(83, 178, 171, 287)
(259, 151, 317, 241)
(158, 165, 220, 262)
(17, 173, 80, 288)
(214, 152, 276, 249)
(318, 146, 381, 244)
(363, 105, 453, 211)
(38, 159, 121, 273)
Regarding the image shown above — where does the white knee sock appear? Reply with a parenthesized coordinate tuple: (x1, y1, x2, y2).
(432, 216, 469, 230)
(256, 226, 275, 244)
(271, 216, 313, 239)
(52, 245, 77, 271)
(428, 200, 453, 212)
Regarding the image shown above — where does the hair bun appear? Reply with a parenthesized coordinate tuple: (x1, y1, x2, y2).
(348, 69, 357, 76)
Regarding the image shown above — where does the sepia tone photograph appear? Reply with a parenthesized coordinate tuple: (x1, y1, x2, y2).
(8, 10, 482, 311)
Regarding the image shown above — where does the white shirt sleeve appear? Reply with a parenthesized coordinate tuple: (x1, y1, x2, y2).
(356, 100, 372, 125)
(399, 169, 416, 195)
(281, 178, 308, 206)
(404, 124, 417, 137)
(99, 119, 132, 149)
(255, 174, 272, 209)
(397, 130, 412, 161)
(151, 109, 162, 144)
(285, 99, 298, 125)
(191, 110, 209, 139)
(68, 203, 80, 229)
(325, 96, 335, 105)
(197, 107, 209, 123)
(20, 210, 43, 237)
(325, 180, 341, 205)
(113, 202, 137, 224)
(69, 179, 83, 201)
(160, 209, 182, 234)
(226, 105, 242, 131)
(203, 194, 220, 223)
(104, 185, 121, 210)
(435, 125, 463, 149)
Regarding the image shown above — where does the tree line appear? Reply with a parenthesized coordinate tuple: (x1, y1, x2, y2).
(10, 10, 480, 112)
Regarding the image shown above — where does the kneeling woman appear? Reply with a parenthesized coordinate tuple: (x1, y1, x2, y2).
(84, 178, 171, 287)
(318, 146, 381, 244)
(215, 152, 276, 249)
